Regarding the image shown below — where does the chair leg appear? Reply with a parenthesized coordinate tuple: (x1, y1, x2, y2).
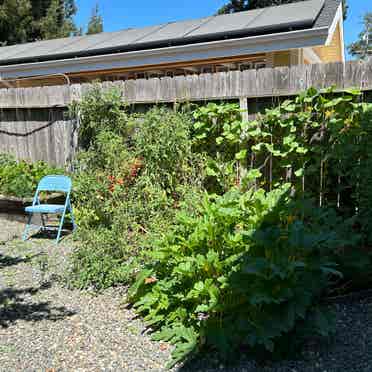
(56, 211, 67, 244)
(22, 213, 32, 241)
(40, 213, 46, 230)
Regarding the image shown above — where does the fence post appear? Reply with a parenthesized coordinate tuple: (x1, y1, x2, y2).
(239, 96, 249, 122)
(238, 96, 249, 185)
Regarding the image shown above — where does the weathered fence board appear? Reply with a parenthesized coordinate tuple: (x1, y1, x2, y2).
(0, 108, 77, 166)
(0, 61, 371, 109)
(0, 61, 371, 167)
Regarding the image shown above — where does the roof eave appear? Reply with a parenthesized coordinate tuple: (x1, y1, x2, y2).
(0, 27, 330, 80)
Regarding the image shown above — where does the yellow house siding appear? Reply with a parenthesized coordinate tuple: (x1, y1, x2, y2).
(313, 23, 343, 63)
(272, 51, 291, 67)
(272, 49, 305, 67)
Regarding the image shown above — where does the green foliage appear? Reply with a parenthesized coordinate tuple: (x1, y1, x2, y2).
(348, 12, 372, 60)
(69, 87, 205, 290)
(245, 88, 365, 195)
(71, 85, 129, 150)
(0, 0, 79, 46)
(86, 3, 103, 35)
(36, 0, 79, 40)
(0, 0, 32, 46)
(192, 89, 372, 244)
(0, 154, 63, 198)
(70, 85, 371, 366)
(350, 103, 372, 244)
(129, 185, 339, 367)
(192, 102, 243, 192)
(134, 107, 204, 192)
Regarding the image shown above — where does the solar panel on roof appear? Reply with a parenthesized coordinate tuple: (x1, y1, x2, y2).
(137, 17, 212, 43)
(0, 41, 41, 61)
(247, 0, 325, 31)
(4, 36, 88, 61)
(188, 0, 324, 37)
(187, 9, 265, 37)
(83, 25, 167, 51)
(0, 0, 327, 65)
(48, 29, 135, 55)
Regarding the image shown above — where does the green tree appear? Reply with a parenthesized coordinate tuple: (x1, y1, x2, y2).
(0, 0, 32, 45)
(0, 0, 79, 46)
(348, 12, 372, 60)
(218, 0, 348, 20)
(36, 0, 79, 39)
(86, 3, 103, 35)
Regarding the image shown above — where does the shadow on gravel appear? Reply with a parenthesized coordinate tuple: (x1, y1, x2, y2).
(0, 283, 76, 328)
(0, 253, 43, 269)
(27, 228, 71, 242)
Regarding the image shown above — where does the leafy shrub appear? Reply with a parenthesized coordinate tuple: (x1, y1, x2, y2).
(0, 154, 64, 198)
(191, 90, 372, 293)
(355, 103, 372, 245)
(129, 185, 340, 367)
(134, 107, 204, 192)
(69, 88, 206, 290)
(192, 102, 244, 193)
(71, 85, 129, 150)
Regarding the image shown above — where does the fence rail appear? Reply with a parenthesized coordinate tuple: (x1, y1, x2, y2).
(0, 61, 371, 109)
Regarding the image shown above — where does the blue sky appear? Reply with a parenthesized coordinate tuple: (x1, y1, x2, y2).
(74, 0, 370, 60)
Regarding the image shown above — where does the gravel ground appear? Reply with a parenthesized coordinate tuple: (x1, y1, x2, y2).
(0, 217, 171, 371)
(0, 215, 371, 372)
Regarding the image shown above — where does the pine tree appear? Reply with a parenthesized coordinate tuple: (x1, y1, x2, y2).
(0, 0, 33, 45)
(86, 3, 103, 35)
(348, 12, 372, 60)
(36, 0, 79, 40)
(0, 0, 79, 46)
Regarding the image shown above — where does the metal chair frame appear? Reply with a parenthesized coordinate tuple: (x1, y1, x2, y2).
(22, 175, 76, 243)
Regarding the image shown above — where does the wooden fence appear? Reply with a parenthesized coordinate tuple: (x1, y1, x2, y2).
(0, 60, 371, 166)
(0, 108, 77, 166)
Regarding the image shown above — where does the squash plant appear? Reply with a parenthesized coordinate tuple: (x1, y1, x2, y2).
(129, 185, 340, 367)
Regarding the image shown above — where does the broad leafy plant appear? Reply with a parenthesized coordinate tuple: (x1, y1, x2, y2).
(192, 102, 244, 193)
(129, 185, 340, 367)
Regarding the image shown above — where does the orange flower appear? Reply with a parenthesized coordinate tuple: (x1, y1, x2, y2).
(145, 277, 157, 284)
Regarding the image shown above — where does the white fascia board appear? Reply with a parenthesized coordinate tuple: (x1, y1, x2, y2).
(325, 3, 343, 45)
(0, 27, 329, 79)
(303, 47, 322, 63)
(338, 4, 345, 62)
(324, 3, 345, 62)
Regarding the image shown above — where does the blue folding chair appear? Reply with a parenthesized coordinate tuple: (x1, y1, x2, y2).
(22, 175, 76, 244)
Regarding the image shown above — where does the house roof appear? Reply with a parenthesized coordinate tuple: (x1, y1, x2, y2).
(0, 0, 339, 66)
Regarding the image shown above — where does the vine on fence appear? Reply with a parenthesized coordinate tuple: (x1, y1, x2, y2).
(192, 88, 372, 240)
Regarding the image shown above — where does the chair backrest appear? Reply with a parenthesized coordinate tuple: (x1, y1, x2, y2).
(36, 175, 72, 193)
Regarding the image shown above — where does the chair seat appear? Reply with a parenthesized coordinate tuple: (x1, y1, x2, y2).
(25, 204, 65, 214)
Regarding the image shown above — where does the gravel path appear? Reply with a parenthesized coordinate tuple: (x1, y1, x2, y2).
(0, 216, 371, 372)
(0, 217, 171, 371)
